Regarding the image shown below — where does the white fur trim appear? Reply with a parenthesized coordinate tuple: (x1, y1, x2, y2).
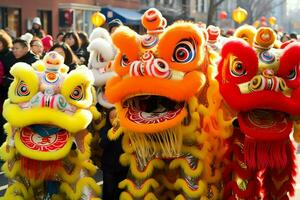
(97, 91, 114, 109)
(89, 27, 112, 43)
(92, 69, 117, 86)
(87, 38, 115, 69)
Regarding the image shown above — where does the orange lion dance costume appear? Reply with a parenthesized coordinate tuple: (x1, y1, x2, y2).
(105, 8, 231, 199)
(217, 27, 300, 199)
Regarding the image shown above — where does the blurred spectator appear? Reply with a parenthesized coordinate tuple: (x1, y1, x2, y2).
(0, 29, 13, 67)
(27, 17, 46, 39)
(63, 31, 81, 54)
(108, 19, 123, 34)
(30, 37, 44, 59)
(2, 33, 38, 102)
(100, 108, 128, 200)
(0, 30, 12, 145)
(226, 29, 235, 37)
(280, 33, 290, 43)
(50, 43, 79, 71)
(41, 35, 53, 53)
(100, 19, 128, 200)
(77, 31, 90, 65)
(290, 32, 298, 40)
(56, 32, 65, 44)
(4, 27, 16, 40)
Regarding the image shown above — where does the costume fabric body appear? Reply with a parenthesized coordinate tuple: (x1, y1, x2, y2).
(0, 51, 100, 200)
(105, 8, 231, 199)
(217, 27, 300, 199)
(87, 26, 128, 200)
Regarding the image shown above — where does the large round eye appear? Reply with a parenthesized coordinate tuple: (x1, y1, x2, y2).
(121, 54, 130, 67)
(172, 40, 196, 63)
(287, 67, 297, 80)
(230, 61, 247, 77)
(70, 86, 83, 101)
(16, 81, 30, 96)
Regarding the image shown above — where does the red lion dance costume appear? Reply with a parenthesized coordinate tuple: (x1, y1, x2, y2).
(217, 27, 300, 199)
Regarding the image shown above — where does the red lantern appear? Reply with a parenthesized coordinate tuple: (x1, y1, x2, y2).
(219, 11, 228, 20)
(261, 21, 267, 27)
(260, 16, 266, 23)
(64, 9, 73, 26)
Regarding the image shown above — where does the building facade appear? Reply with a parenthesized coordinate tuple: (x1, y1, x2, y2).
(0, 0, 142, 38)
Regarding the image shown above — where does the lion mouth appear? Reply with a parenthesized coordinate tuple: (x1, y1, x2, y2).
(122, 95, 185, 125)
(15, 124, 73, 161)
(238, 109, 292, 141)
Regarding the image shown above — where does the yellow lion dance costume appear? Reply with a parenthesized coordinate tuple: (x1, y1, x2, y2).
(0, 51, 100, 200)
(105, 8, 231, 199)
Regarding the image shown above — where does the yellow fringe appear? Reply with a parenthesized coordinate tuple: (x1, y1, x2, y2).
(118, 178, 159, 198)
(60, 177, 101, 200)
(169, 157, 204, 178)
(1, 160, 20, 178)
(0, 143, 15, 161)
(76, 132, 92, 161)
(2, 182, 34, 200)
(122, 133, 134, 154)
(144, 192, 159, 200)
(120, 153, 165, 179)
(108, 126, 123, 141)
(181, 142, 210, 160)
(120, 191, 134, 200)
(293, 121, 300, 143)
(174, 178, 206, 198)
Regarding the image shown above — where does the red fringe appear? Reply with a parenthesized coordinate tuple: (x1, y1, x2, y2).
(244, 137, 289, 170)
(20, 156, 61, 180)
(261, 141, 296, 200)
(222, 128, 261, 199)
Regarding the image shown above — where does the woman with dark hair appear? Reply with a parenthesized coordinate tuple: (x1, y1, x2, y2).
(49, 42, 79, 71)
(62, 31, 81, 55)
(56, 32, 65, 44)
(0, 29, 13, 67)
(77, 31, 90, 65)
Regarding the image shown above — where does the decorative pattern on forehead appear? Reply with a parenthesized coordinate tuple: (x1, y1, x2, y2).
(141, 34, 159, 49)
(257, 49, 281, 74)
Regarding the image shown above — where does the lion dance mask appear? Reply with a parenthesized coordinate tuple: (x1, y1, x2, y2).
(0, 52, 100, 200)
(217, 27, 300, 199)
(105, 8, 231, 200)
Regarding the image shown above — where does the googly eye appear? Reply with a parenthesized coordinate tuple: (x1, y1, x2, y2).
(16, 81, 30, 96)
(287, 67, 297, 80)
(121, 55, 130, 67)
(172, 40, 196, 63)
(70, 86, 83, 101)
(230, 61, 247, 77)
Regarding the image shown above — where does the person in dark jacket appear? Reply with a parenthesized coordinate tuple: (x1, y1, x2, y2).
(77, 31, 90, 66)
(100, 108, 128, 200)
(27, 17, 46, 39)
(99, 19, 128, 200)
(3, 36, 38, 88)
